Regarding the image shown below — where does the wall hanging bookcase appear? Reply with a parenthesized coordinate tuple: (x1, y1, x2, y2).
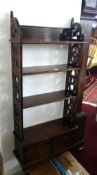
(10, 11, 87, 172)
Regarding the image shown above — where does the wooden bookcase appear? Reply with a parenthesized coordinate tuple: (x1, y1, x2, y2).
(10, 11, 87, 172)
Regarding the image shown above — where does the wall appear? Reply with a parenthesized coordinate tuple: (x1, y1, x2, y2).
(0, 0, 82, 174)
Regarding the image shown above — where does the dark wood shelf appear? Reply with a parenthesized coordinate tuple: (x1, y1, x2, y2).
(19, 25, 87, 44)
(10, 39, 87, 44)
(23, 118, 78, 145)
(21, 39, 87, 44)
(23, 64, 80, 75)
(23, 90, 76, 108)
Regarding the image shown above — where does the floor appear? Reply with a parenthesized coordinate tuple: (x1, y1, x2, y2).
(0, 153, 3, 175)
(27, 151, 89, 175)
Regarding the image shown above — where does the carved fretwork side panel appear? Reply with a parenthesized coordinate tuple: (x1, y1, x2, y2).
(67, 44, 82, 67)
(11, 12, 23, 140)
(11, 11, 21, 41)
(65, 70, 80, 96)
(65, 44, 82, 96)
(64, 44, 83, 123)
(63, 98, 77, 123)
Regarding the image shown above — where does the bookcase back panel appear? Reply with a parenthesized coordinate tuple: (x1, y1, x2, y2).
(23, 101, 64, 128)
(21, 26, 63, 42)
(23, 73, 66, 97)
(23, 44, 68, 67)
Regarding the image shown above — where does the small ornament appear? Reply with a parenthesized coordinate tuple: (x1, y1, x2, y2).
(60, 18, 84, 41)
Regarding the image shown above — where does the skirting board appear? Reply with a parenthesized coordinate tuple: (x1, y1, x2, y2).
(0, 153, 3, 175)
(3, 158, 21, 175)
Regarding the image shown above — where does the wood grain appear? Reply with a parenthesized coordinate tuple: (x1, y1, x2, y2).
(23, 90, 76, 108)
(23, 118, 78, 145)
(23, 64, 80, 75)
(20, 25, 87, 44)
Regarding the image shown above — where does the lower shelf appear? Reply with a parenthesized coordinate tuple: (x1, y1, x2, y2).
(14, 118, 79, 171)
(23, 118, 77, 145)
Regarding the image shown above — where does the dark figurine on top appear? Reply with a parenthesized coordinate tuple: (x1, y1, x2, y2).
(60, 18, 84, 41)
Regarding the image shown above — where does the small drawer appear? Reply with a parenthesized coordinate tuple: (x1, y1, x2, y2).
(24, 140, 49, 153)
(52, 130, 77, 154)
(24, 140, 51, 163)
(24, 147, 50, 163)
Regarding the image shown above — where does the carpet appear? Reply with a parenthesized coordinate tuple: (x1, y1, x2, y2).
(85, 76, 95, 90)
(71, 103, 97, 175)
(83, 78, 97, 106)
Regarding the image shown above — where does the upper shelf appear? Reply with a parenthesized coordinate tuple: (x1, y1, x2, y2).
(11, 26, 87, 44)
(19, 25, 87, 44)
(11, 12, 88, 45)
(20, 25, 62, 42)
(23, 64, 80, 75)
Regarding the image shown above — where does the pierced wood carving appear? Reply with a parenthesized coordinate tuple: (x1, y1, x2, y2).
(64, 43, 83, 122)
(65, 69, 80, 96)
(65, 43, 82, 96)
(68, 44, 82, 67)
(63, 97, 77, 123)
(11, 12, 23, 140)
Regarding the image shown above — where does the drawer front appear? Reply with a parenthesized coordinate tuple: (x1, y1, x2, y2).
(24, 140, 49, 152)
(24, 140, 51, 163)
(52, 130, 77, 154)
(25, 147, 50, 163)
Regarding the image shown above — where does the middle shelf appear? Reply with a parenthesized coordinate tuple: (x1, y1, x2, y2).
(23, 90, 77, 108)
(23, 64, 80, 75)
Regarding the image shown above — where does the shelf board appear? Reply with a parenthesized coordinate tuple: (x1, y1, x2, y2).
(21, 39, 87, 44)
(10, 39, 87, 44)
(23, 64, 80, 75)
(20, 25, 87, 44)
(23, 118, 78, 145)
(23, 90, 76, 108)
